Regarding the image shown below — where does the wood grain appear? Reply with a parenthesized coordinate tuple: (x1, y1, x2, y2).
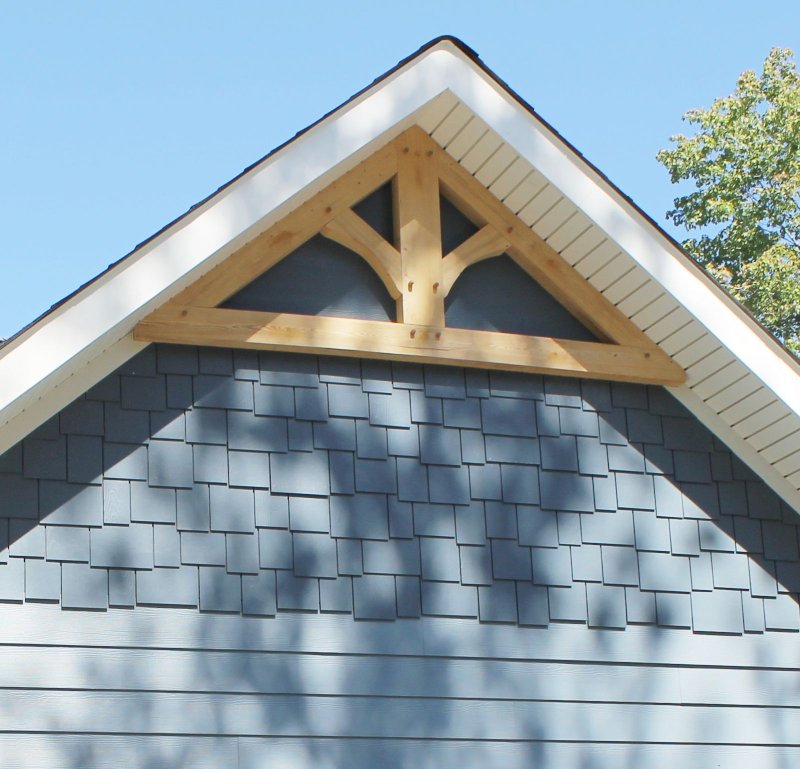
(441, 223, 511, 295)
(320, 208, 403, 299)
(135, 306, 686, 385)
(174, 140, 398, 307)
(394, 128, 445, 326)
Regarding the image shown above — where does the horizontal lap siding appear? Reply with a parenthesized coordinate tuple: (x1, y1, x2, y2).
(1, 605, 799, 668)
(1, 645, 798, 707)
(0, 608, 798, 766)
(4, 690, 800, 742)
(0, 609, 798, 765)
(2, 738, 798, 769)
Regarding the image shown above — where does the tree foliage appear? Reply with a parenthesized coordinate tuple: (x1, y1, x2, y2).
(657, 47, 800, 352)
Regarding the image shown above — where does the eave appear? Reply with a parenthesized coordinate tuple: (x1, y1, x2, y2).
(0, 37, 798, 512)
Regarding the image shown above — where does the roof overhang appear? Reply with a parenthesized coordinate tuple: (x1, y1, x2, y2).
(1, 37, 799, 511)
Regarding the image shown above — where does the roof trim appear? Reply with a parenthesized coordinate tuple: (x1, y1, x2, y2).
(0, 40, 463, 446)
(0, 37, 474, 353)
(0, 38, 798, 512)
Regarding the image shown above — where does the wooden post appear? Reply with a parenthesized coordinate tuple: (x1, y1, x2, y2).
(394, 127, 444, 327)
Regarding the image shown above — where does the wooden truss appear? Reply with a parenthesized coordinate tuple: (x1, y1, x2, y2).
(135, 127, 685, 385)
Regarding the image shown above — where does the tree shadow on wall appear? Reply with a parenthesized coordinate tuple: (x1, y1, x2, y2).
(0, 349, 798, 767)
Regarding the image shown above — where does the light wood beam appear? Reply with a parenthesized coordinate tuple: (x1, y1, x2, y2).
(171, 140, 399, 308)
(136, 306, 687, 386)
(146, 125, 685, 388)
(415, 125, 650, 348)
(320, 209, 402, 299)
(442, 224, 512, 296)
(394, 129, 444, 326)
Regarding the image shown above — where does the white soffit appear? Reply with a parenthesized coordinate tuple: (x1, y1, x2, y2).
(415, 64, 800, 508)
(0, 39, 798, 511)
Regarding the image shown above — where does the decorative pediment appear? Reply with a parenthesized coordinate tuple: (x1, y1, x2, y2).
(135, 127, 684, 386)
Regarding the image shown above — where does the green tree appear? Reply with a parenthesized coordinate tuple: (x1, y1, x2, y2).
(657, 47, 800, 353)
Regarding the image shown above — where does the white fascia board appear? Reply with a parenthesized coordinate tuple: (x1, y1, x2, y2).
(0, 335, 147, 456)
(426, 47, 800, 418)
(0, 45, 463, 448)
(670, 385, 800, 512)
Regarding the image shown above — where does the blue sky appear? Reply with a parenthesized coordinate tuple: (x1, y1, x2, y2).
(2, 1, 799, 339)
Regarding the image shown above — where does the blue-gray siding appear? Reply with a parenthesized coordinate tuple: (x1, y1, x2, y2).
(0, 345, 798, 767)
(445, 254, 597, 340)
(223, 235, 397, 321)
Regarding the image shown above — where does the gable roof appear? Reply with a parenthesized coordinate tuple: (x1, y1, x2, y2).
(1, 36, 799, 511)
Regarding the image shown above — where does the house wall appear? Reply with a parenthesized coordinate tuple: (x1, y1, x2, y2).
(0, 344, 798, 768)
(222, 235, 397, 321)
(445, 255, 597, 339)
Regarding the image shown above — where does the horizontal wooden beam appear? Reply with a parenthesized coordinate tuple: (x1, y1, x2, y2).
(135, 306, 687, 385)
(321, 209, 403, 299)
(442, 224, 511, 296)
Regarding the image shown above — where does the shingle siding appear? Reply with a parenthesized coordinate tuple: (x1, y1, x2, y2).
(0, 345, 797, 634)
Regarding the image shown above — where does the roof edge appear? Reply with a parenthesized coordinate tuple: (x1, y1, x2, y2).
(0, 38, 472, 354)
(0, 37, 798, 511)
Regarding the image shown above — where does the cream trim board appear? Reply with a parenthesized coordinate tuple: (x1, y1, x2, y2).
(0, 334, 145, 456)
(669, 385, 800, 508)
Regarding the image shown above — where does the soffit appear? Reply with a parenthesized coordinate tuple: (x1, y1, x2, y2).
(414, 90, 800, 503)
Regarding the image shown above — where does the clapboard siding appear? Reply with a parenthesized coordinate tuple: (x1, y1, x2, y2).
(0, 736, 237, 769)
(1, 605, 798, 668)
(2, 646, 798, 707)
(3, 690, 800, 743)
(2, 737, 798, 769)
(237, 740, 800, 769)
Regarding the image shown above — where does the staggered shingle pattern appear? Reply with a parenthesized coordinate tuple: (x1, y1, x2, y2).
(0, 345, 798, 633)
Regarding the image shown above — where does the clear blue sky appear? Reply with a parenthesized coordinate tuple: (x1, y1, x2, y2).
(2, 1, 799, 339)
